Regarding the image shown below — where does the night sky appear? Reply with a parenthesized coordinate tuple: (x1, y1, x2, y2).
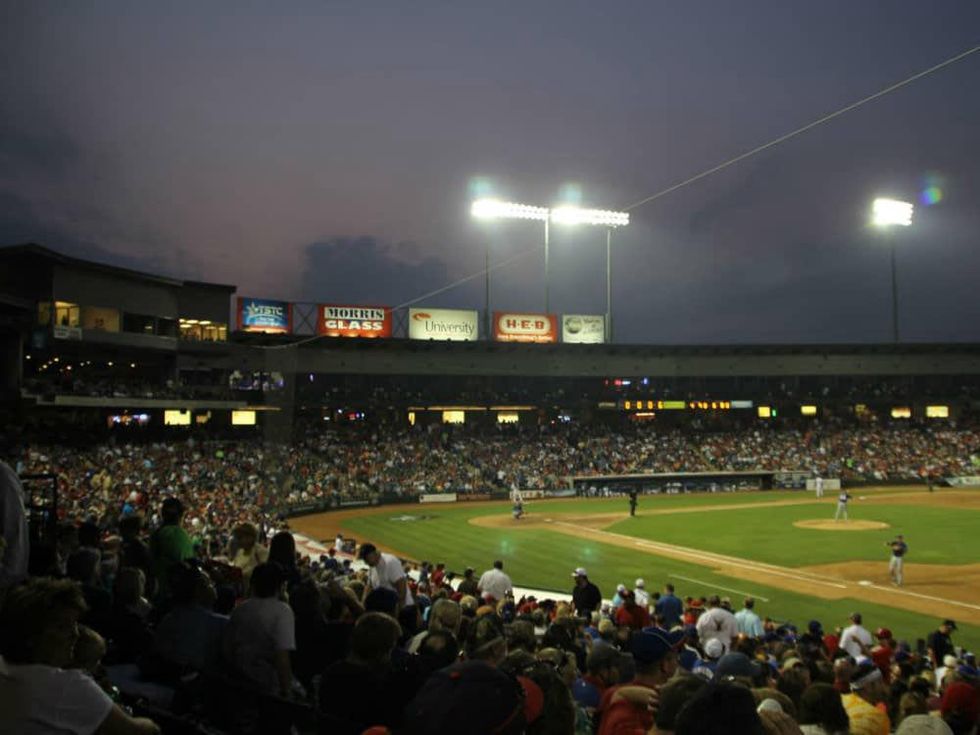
(2, 2, 979, 344)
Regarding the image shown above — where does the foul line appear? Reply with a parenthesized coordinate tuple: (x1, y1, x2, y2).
(862, 583, 980, 612)
(668, 574, 770, 602)
(553, 520, 848, 589)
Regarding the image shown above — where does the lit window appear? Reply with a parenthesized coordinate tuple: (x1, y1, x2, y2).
(757, 406, 772, 418)
(232, 410, 257, 425)
(497, 411, 519, 424)
(925, 405, 948, 418)
(442, 410, 465, 424)
(801, 405, 817, 416)
(891, 407, 911, 419)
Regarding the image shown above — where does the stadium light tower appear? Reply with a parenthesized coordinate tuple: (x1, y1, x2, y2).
(471, 198, 629, 340)
(549, 206, 630, 342)
(871, 198, 914, 343)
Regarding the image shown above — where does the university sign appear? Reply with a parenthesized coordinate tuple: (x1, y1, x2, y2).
(493, 312, 558, 343)
(408, 308, 479, 341)
(317, 304, 392, 338)
(237, 297, 292, 334)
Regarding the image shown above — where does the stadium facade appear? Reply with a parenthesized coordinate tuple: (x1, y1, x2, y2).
(2, 243, 980, 439)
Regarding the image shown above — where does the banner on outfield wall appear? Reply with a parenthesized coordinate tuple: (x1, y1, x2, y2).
(317, 304, 392, 338)
(493, 312, 558, 343)
(419, 493, 457, 503)
(409, 308, 479, 341)
(946, 476, 980, 487)
(562, 314, 605, 344)
(519, 490, 547, 500)
(805, 478, 841, 491)
(546, 488, 578, 498)
(772, 471, 811, 489)
(457, 493, 492, 502)
(237, 297, 292, 333)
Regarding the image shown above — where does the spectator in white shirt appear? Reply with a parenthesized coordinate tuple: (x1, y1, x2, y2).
(359, 543, 413, 609)
(477, 560, 513, 603)
(223, 562, 297, 697)
(695, 594, 739, 654)
(0, 577, 161, 734)
(839, 612, 873, 659)
(633, 578, 650, 610)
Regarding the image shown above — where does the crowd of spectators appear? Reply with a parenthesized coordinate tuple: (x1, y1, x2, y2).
(6, 420, 980, 547)
(1, 467, 977, 734)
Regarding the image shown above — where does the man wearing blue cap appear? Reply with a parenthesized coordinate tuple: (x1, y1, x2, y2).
(596, 627, 684, 735)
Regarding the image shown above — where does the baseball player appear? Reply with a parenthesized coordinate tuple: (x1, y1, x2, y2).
(885, 534, 908, 586)
(834, 490, 852, 521)
(814, 474, 824, 498)
(512, 489, 525, 520)
(628, 488, 639, 516)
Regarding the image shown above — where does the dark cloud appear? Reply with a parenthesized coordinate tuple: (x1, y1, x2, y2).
(300, 237, 454, 307)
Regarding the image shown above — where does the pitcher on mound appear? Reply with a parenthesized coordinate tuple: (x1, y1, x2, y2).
(512, 489, 525, 520)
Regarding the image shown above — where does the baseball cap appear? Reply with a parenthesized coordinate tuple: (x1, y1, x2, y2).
(571, 567, 587, 577)
(942, 619, 958, 630)
(703, 638, 724, 660)
(631, 627, 685, 664)
(358, 542, 378, 560)
(849, 612, 862, 623)
(635, 578, 645, 588)
(808, 620, 824, 634)
(617, 583, 627, 593)
(955, 664, 978, 680)
(876, 627, 893, 640)
(715, 652, 762, 680)
(404, 660, 541, 735)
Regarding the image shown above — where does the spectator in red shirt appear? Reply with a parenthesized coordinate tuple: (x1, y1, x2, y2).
(613, 590, 650, 631)
(597, 627, 683, 735)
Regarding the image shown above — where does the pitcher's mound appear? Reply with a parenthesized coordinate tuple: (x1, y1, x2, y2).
(794, 519, 890, 531)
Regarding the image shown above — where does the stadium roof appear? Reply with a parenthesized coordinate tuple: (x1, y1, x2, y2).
(0, 243, 236, 291)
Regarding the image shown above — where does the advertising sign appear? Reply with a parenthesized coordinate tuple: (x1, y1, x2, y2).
(237, 297, 292, 334)
(492, 312, 558, 343)
(317, 304, 392, 338)
(419, 493, 458, 504)
(409, 308, 479, 341)
(561, 314, 605, 344)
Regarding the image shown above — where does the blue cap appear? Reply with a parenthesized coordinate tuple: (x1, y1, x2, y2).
(715, 652, 763, 679)
(631, 627, 685, 664)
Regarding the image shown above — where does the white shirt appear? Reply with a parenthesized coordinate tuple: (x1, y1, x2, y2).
(477, 567, 513, 602)
(0, 462, 29, 591)
(223, 596, 296, 694)
(634, 588, 650, 610)
(839, 623, 873, 659)
(370, 552, 413, 607)
(696, 607, 739, 653)
(0, 656, 114, 735)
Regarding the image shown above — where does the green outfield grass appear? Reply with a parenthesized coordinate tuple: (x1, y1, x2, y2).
(337, 490, 980, 651)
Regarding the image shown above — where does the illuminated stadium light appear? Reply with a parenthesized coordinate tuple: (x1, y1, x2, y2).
(926, 405, 949, 418)
(470, 198, 549, 221)
(550, 206, 629, 228)
(872, 198, 913, 227)
(891, 407, 912, 419)
(801, 405, 817, 416)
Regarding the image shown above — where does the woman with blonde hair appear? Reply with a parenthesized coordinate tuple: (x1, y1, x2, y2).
(229, 522, 268, 582)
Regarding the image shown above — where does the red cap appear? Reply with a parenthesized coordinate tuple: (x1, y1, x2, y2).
(875, 627, 892, 639)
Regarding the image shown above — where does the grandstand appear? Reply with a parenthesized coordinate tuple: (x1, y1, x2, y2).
(2, 245, 979, 735)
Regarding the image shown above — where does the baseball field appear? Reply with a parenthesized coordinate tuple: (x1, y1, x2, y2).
(289, 486, 980, 652)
